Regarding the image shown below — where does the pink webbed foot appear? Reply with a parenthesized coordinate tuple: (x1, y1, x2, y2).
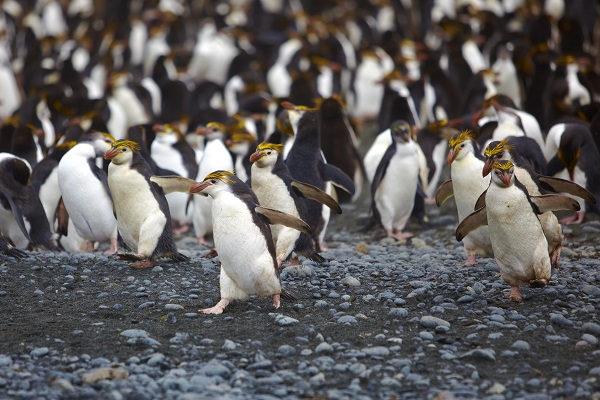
(508, 287, 522, 302)
(199, 299, 230, 314)
(130, 259, 156, 269)
(386, 230, 415, 241)
(272, 294, 281, 309)
(464, 254, 477, 266)
(172, 223, 190, 234)
(560, 211, 585, 225)
(103, 238, 118, 255)
(84, 241, 95, 252)
(529, 278, 548, 288)
(550, 246, 561, 269)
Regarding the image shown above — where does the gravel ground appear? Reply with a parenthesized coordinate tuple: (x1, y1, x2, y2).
(1, 189, 600, 400)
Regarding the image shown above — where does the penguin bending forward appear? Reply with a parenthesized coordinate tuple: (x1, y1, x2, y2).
(104, 140, 188, 268)
(456, 160, 580, 302)
(151, 171, 312, 314)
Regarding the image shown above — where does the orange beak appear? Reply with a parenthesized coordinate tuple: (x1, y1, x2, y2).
(446, 148, 459, 165)
(190, 181, 212, 195)
(249, 151, 265, 163)
(104, 148, 119, 160)
(501, 171, 512, 187)
(482, 158, 494, 177)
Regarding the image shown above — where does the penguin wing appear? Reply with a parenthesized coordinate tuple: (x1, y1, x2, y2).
(0, 235, 27, 259)
(474, 189, 487, 210)
(89, 159, 113, 201)
(530, 195, 581, 214)
(319, 162, 356, 196)
(0, 189, 31, 241)
(291, 181, 342, 214)
(537, 176, 597, 204)
(371, 143, 396, 201)
(455, 207, 488, 242)
(55, 197, 69, 236)
(150, 176, 197, 194)
(255, 206, 312, 235)
(435, 179, 454, 207)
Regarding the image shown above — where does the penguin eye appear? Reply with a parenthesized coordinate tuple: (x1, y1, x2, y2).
(267, 151, 271, 155)
(211, 179, 217, 184)
(121, 148, 127, 152)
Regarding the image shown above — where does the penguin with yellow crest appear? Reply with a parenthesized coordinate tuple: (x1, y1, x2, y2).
(249, 142, 341, 266)
(436, 129, 493, 266)
(104, 140, 188, 268)
(456, 160, 580, 302)
(151, 170, 312, 314)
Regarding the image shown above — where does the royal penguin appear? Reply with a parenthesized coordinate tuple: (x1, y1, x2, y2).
(545, 123, 600, 224)
(435, 130, 493, 265)
(192, 122, 235, 244)
(150, 124, 198, 233)
(249, 142, 341, 266)
(57, 131, 118, 253)
(0, 153, 56, 250)
(151, 171, 311, 314)
(456, 160, 580, 302)
(371, 120, 421, 241)
(104, 140, 188, 268)
(284, 103, 355, 251)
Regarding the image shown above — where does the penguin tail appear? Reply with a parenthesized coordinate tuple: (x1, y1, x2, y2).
(303, 252, 327, 264)
(163, 252, 190, 262)
(281, 287, 297, 301)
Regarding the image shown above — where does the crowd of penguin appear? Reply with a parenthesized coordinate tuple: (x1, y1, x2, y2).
(0, 0, 599, 312)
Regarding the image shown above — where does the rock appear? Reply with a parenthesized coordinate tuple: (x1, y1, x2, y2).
(582, 285, 600, 296)
(420, 316, 451, 329)
(337, 315, 358, 325)
(362, 346, 390, 357)
(461, 349, 496, 362)
(222, 339, 236, 350)
(164, 304, 184, 310)
(284, 265, 313, 278)
(581, 334, 598, 346)
(342, 276, 361, 287)
(82, 368, 129, 384)
(355, 243, 369, 254)
(271, 314, 299, 327)
(583, 322, 600, 336)
(388, 308, 409, 318)
(120, 329, 149, 338)
(30, 347, 49, 358)
(511, 340, 531, 351)
(315, 342, 334, 354)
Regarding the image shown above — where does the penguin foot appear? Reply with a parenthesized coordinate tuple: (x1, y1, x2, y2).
(550, 246, 561, 270)
(130, 260, 156, 269)
(464, 255, 477, 266)
(560, 211, 585, 225)
(199, 299, 229, 314)
(529, 278, 548, 288)
(104, 239, 119, 255)
(272, 294, 281, 309)
(204, 249, 218, 258)
(117, 252, 146, 261)
(84, 241, 95, 252)
(508, 287, 522, 302)
(172, 223, 190, 234)
(386, 230, 414, 241)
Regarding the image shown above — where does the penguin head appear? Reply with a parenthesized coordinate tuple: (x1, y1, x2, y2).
(447, 130, 477, 164)
(196, 122, 225, 141)
(153, 124, 180, 145)
(390, 120, 412, 143)
(104, 140, 141, 165)
(249, 142, 283, 168)
(491, 160, 514, 188)
(190, 170, 238, 198)
(226, 131, 255, 156)
(79, 131, 115, 157)
(281, 101, 317, 135)
(482, 138, 515, 176)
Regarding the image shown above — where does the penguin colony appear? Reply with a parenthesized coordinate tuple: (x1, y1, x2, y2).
(0, 0, 599, 311)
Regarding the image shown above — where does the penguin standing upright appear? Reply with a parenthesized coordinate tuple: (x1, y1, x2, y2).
(249, 142, 341, 266)
(151, 171, 311, 314)
(371, 120, 421, 241)
(0, 153, 55, 250)
(104, 140, 188, 268)
(284, 102, 355, 251)
(57, 132, 118, 253)
(435, 130, 493, 265)
(456, 160, 580, 302)
(150, 124, 198, 233)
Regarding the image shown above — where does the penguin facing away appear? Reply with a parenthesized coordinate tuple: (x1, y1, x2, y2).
(456, 160, 580, 302)
(104, 140, 188, 268)
(371, 120, 421, 241)
(151, 171, 312, 314)
(57, 131, 118, 253)
(249, 142, 341, 266)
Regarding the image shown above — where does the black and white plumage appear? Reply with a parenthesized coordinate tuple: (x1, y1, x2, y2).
(456, 160, 580, 302)
(57, 131, 117, 253)
(151, 171, 311, 314)
(104, 140, 187, 268)
(250, 142, 341, 265)
(371, 120, 421, 241)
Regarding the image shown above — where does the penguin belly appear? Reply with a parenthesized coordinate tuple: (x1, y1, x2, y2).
(58, 156, 117, 243)
(0, 206, 30, 249)
(486, 185, 551, 286)
(211, 192, 281, 300)
(108, 164, 167, 255)
(451, 157, 493, 256)
(251, 169, 300, 262)
(375, 152, 418, 232)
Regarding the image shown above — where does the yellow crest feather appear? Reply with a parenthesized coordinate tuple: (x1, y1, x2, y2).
(112, 140, 140, 153)
(492, 160, 514, 171)
(256, 142, 284, 153)
(448, 130, 475, 148)
(484, 138, 515, 158)
(203, 170, 236, 183)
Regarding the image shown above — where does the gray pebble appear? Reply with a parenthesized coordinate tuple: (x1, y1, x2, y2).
(342, 276, 361, 287)
(165, 303, 184, 310)
(511, 340, 531, 351)
(388, 308, 408, 318)
(461, 349, 496, 362)
(337, 315, 358, 325)
(315, 343, 334, 354)
(583, 322, 600, 336)
(420, 316, 451, 329)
